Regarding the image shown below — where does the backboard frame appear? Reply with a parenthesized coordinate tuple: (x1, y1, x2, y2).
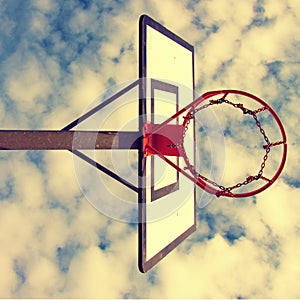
(138, 15, 196, 273)
(150, 79, 180, 201)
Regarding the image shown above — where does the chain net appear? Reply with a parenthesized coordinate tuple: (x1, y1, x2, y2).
(180, 94, 285, 197)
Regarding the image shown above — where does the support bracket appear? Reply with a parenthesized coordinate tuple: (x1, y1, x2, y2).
(143, 124, 185, 157)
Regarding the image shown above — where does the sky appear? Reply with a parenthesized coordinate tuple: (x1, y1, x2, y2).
(0, 0, 300, 298)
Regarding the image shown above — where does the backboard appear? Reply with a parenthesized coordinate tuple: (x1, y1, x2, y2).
(138, 15, 196, 273)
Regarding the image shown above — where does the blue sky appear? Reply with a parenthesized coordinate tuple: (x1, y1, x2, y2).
(0, 0, 300, 298)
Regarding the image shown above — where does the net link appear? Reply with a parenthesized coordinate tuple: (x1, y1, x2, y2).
(182, 95, 285, 197)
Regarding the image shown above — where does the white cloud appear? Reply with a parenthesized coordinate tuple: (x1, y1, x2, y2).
(43, 68, 110, 131)
(44, 151, 81, 202)
(31, 0, 59, 13)
(0, 254, 17, 296)
(30, 11, 52, 38)
(257, 182, 300, 236)
(287, 0, 300, 12)
(64, 229, 136, 298)
(98, 12, 138, 83)
(5, 55, 52, 112)
(21, 256, 65, 298)
(196, 0, 254, 28)
(150, 234, 272, 298)
(150, 0, 194, 35)
(69, 9, 93, 35)
(269, 236, 300, 298)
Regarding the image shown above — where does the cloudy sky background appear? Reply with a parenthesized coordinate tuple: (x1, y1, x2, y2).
(0, 0, 299, 298)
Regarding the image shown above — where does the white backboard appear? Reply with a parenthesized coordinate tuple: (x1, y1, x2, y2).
(138, 15, 196, 273)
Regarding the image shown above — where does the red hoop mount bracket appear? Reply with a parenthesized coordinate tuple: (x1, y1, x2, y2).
(143, 89, 288, 198)
(143, 123, 185, 157)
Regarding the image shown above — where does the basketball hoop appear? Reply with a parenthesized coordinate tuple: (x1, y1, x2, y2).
(144, 89, 287, 198)
(0, 14, 289, 273)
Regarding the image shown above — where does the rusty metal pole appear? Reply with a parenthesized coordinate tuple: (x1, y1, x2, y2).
(0, 130, 140, 150)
